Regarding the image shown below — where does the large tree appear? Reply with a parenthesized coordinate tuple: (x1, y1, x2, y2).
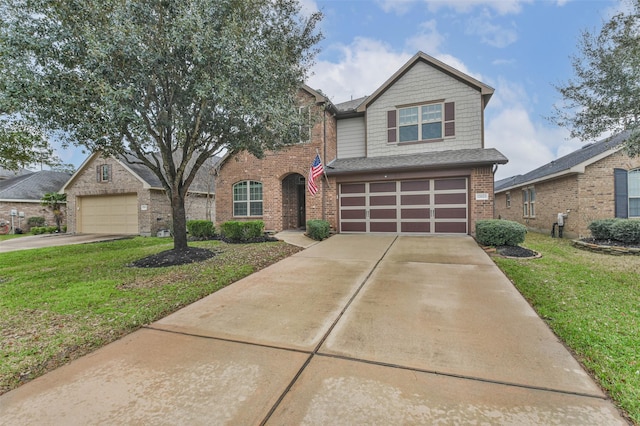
(552, 0, 640, 155)
(0, 0, 322, 250)
(0, 121, 64, 171)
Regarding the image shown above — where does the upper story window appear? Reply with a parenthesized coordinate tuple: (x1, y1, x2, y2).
(299, 105, 311, 143)
(96, 164, 111, 183)
(233, 180, 263, 217)
(523, 187, 535, 217)
(388, 101, 455, 144)
(506, 192, 511, 208)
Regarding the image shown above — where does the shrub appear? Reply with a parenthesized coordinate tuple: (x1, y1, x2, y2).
(31, 226, 53, 235)
(587, 219, 617, 240)
(187, 220, 215, 239)
(307, 219, 330, 241)
(611, 219, 640, 244)
(220, 220, 264, 242)
(475, 219, 526, 247)
(27, 216, 45, 227)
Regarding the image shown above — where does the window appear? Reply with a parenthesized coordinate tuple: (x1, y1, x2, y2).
(96, 164, 111, 183)
(506, 192, 511, 208)
(299, 106, 311, 143)
(523, 187, 535, 217)
(629, 170, 640, 217)
(233, 181, 263, 217)
(388, 101, 455, 143)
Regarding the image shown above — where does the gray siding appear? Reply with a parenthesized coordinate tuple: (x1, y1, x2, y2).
(337, 117, 366, 159)
(367, 61, 483, 158)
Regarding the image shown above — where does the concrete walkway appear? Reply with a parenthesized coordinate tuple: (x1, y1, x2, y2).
(0, 235, 627, 425)
(0, 233, 131, 253)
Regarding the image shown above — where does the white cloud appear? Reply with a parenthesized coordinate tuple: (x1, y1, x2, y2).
(298, 0, 319, 16)
(405, 19, 444, 53)
(308, 38, 412, 103)
(421, 0, 533, 15)
(465, 13, 518, 48)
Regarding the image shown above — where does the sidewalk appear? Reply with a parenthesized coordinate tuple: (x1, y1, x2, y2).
(0, 235, 627, 425)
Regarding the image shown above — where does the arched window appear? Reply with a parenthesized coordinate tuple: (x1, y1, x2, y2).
(233, 181, 263, 217)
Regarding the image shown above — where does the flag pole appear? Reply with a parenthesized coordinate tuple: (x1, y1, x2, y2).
(316, 148, 332, 189)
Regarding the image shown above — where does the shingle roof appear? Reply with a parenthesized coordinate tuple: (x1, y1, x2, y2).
(0, 167, 31, 180)
(335, 96, 368, 113)
(0, 171, 71, 200)
(326, 148, 508, 175)
(117, 152, 220, 193)
(494, 131, 629, 192)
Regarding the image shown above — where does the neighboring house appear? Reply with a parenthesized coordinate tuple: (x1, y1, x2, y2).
(0, 170, 71, 230)
(494, 131, 640, 239)
(0, 167, 31, 181)
(62, 152, 217, 235)
(215, 52, 508, 235)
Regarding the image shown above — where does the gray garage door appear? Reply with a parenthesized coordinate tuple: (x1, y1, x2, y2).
(339, 178, 468, 234)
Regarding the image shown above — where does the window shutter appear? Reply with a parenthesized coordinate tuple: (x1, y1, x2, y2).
(387, 110, 396, 143)
(107, 164, 112, 182)
(444, 102, 455, 137)
(96, 166, 101, 182)
(614, 168, 628, 218)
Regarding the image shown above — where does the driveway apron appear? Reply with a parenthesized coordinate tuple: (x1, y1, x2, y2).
(0, 235, 627, 425)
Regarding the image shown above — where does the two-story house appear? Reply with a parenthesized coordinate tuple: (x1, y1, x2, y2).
(215, 52, 508, 235)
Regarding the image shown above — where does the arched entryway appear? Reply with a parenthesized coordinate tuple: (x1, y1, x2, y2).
(282, 173, 306, 230)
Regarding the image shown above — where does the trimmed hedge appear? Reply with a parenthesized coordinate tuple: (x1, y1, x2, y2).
(220, 220, 264, 242)
(30, 226, 59, 235)
(475, 219, 526, 247)
(588, 218, 640, 244)
(187, 220, 215, 239)
(27, 216, 45, 227)
(307, 219, 330, 241)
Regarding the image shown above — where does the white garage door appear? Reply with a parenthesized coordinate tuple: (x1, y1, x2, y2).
(339, 177, 468, 234)
(79, 194, 139, 234)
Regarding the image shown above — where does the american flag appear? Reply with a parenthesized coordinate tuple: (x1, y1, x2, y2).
(308, 153, 324, 195)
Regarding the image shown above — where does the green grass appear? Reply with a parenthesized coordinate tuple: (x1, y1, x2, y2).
(0, 233, 28, 241)
(493, 232, 640, 424)
(0, 237, 300, 394)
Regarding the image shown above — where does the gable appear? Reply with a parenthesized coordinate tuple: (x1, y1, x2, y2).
(364, 60, 486, 158)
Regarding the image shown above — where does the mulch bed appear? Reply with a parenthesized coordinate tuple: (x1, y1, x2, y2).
(496, 245, 538, 258)
(129, 247, 218, 268)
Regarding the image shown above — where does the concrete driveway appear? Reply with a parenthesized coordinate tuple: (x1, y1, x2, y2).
(0, 233, 132, 253)
(0, 235, 627, 424)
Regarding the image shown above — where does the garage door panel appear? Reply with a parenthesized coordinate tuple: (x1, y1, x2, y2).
(401, 222, 430, 233)
(401, 194, 429, 205)
(370, 209, 396, 219)
(401, 180, 430, 191)
(341, 210, 366, 220)
(370, 222, 397, 232)
(341, 222, 366, 232)
(80, 195, 138, 234)
(341, 197, 366, 207)
(370, 195, 396, 206)
(370, 182, 396, 192)
(435, 193, 467, 205)
(401, 208, 429, 219)
(434, 178, 466, 190)
(341, 183, 366, 194)
(435, 208, 467, 219)
(435, 222, 467, 233)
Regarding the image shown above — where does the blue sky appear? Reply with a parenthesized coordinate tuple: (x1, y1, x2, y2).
(303, 0, 622, 179)
(53, 0, 622, 180)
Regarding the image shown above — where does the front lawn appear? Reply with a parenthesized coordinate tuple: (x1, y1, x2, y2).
(493, 232, 639, 424)
(0, 237, 300, 395)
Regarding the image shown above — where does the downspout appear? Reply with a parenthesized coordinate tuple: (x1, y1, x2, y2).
(322, 103, 327, 221)
(492, 163, 499, 219)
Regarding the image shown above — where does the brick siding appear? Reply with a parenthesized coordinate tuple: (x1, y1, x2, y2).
(495, 150, 640, 238)
(0, 201, 65, 232)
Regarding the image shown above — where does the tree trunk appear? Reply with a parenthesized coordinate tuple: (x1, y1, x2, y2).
(171, 193, 189, 251)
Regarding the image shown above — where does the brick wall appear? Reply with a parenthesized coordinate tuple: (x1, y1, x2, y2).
(215, 98, 338, 232)
(494, 150, 640, 238)
(470, 166, 495, 235)
(0, 201, 66, 232)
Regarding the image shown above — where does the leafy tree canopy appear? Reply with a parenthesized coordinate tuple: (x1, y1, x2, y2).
(0, 0, 322, 250)
(0, 120, 66, 171)
(552, 0, 640, 155)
